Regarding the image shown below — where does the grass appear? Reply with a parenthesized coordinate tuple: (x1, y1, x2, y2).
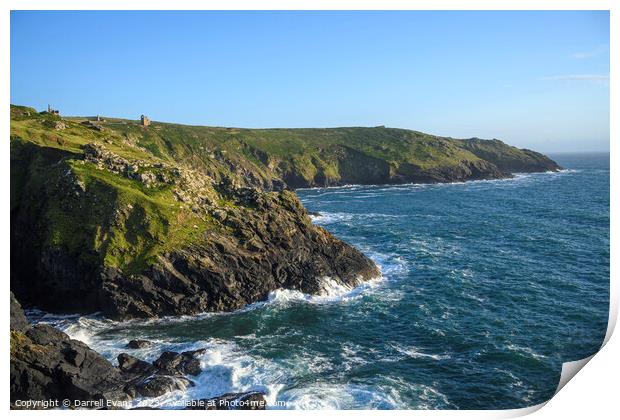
(10, 103, 555, 275)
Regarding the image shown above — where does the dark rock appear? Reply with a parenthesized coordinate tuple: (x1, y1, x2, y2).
(90, 190, 380, 320)
(119, 350, 201, 399)
(10, 292, 29, 332)
(10, 324, 130, 405)
(117, 353, 155, 376)
(153, 349, 206, 376)
(11, 140, 380, 321)
(24, 323, 68, 345)
(10, 319, 203, 407)
(127, 339, 152, 349)
(9, 296, 203, 408)
(185, 392, 267, 410)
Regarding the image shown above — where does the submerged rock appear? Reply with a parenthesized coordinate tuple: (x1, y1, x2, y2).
(126, 339, 152, 349)
(153, 349, 206, 376)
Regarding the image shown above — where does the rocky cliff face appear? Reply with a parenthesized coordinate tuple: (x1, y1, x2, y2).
(10, 143, 378, 320)
(10, 105, 559, 320)
(454, 138, 561, 173)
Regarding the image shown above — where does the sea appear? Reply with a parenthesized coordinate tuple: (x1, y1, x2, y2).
(28, 152, 610, 410)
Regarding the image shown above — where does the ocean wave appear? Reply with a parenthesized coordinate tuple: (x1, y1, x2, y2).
(299, 169, 576, 197)
(129, 339, 287, 409)
(278, 382, 409, 409)
(24, 312, 289, 409)
(390, 344, 451, 361)
(25, 273, 389, 409)
(309, 212, 354, 224)
(262, 275, 383, 307)
(505, 344, 547, 361)
(309, 211, 405, 225)
(462, 292, 486, 303)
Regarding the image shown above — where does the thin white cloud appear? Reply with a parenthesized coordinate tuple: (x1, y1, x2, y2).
(570, 45, 608, 60)
(542, 74, 609, 83)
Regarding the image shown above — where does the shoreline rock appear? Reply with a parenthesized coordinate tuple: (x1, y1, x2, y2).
(10, 294, 265, 410)
(126, 339, 152, 349)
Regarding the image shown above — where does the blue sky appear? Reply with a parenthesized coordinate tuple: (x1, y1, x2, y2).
(11, 11, 609, 152)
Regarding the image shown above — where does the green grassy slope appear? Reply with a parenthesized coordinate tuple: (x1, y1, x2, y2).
(38, 108, 558, 188)
(10, 103, 560, 276)
(11, 106, 218, 275)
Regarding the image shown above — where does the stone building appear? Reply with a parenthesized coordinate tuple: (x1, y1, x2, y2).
(140, 115, 151, 126)
(47, 105, 60, 115)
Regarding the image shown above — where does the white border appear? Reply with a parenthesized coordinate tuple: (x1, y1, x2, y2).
(1, 2, 616, 419)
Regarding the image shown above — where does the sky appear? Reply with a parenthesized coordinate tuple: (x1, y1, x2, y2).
(10, 11, 610, 152)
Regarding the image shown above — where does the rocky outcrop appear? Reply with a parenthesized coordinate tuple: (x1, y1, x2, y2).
(117, 351, 201, 399)
(281, 145, 512, 188)
(10, 292, 28, 332)
(10, 324, 131, 405)
(126, 339, 152, 349)
(455, 138, 562, 173)
(96, 190, 379, 319)
(393, 159, 509, 184)
(11, 140, 379, 320)
(152, 349, 206, 376)
(10, 295, 265, 409)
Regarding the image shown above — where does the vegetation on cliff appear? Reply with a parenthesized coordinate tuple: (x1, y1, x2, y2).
(10, 104, 560, 319)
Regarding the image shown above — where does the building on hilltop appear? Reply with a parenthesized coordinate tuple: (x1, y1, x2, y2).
(46, 105, 60, 116)
(140, 115, 151, 126)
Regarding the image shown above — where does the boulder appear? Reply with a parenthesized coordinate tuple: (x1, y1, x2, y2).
(117, 353, 155, 376)
(153, 349, 206, 376)
(127, 339, 152, 349)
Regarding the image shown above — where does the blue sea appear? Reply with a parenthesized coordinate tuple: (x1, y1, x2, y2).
(31, 152, 610, 409)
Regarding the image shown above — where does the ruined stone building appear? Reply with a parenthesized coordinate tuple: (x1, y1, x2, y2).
(140, 115, 151, 126)
(46, 105, 60, 115)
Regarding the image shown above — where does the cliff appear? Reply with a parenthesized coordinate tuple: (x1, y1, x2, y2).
(10, 104, 560, 319)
